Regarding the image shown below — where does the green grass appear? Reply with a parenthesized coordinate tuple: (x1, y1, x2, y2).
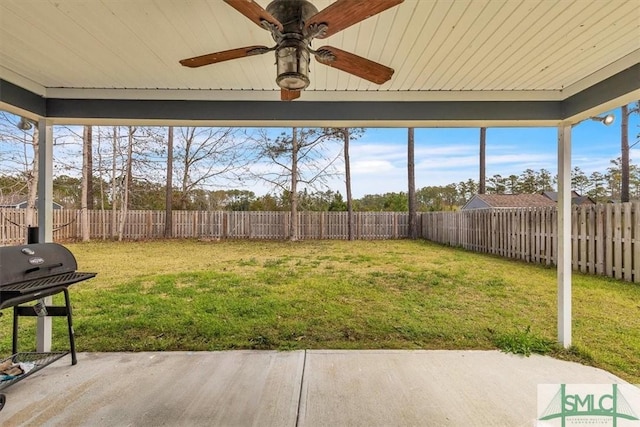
(2, 239, 639, 383)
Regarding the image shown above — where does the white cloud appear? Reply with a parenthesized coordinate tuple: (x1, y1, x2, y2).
(351, 159, 396, 174)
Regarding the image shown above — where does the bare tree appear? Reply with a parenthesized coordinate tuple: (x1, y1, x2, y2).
(24, 125, 38, 229)
(0, 114, 39, 229)
(332, 127, 364, 240)
(95, 128, 108, 239)
(407, 128, 417, 239)
(81, 126, 91, 241)
(290, 128, 299, 240)
(85, 126, 94, 209)
(621, 102, 640, 202)
(117, 127, 135, 241)
(250, 127, 343, 240)
(342, 128, 354, 240)
(165, 126, 174, 237)
(174, 127, 246, 210)
(110, 126, 118, 238)
(622, 104, 630, 202)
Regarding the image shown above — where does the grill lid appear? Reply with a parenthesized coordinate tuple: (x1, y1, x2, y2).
(0, 243, 79, 287)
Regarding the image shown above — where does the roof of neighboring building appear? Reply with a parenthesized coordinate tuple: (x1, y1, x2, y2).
(542, 191, 580, 202)
(462, 194, 556, 210)
(571, 196, 597, 205)
(542, 191, 596, 205)
(0, 194, 27, 206)
(0, 195, 62, 208)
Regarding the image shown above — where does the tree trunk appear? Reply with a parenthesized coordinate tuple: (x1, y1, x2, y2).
(180, 129, 192, 210)
(25, 126, 39, 229)
(118, 127, 134, 241)
(289, 127, 298, 241)
(407, 127, 417, 239)
(111, 126, 118, 239)
(165, 126, 174, 237)
(81, 125, 91, 241)
(621, 104, 630, 203)
(96, 128, 107, 239)
(479, 127, 486, 194)
(86, 126, 94, 209)
(343, 128, 354, 240)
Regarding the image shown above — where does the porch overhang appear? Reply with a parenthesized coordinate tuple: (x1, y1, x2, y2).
(1, 0, 639, 351)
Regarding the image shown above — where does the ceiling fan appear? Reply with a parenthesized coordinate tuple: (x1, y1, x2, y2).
(179, 0, 404, 101)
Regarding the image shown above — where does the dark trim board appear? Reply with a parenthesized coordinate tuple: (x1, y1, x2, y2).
(1, 62, 638, 125)
(562, 64, 640, 119)
(45, 99, 562, 123)
(0, 80, 46, 116)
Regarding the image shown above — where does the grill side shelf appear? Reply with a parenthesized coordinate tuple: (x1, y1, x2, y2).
(1, 272, 97, 292)
(0, 352, 69, 390)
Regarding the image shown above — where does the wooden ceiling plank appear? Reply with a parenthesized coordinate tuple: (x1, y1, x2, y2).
(479, 1, 635, 91)
(546, 37, 640, 92)
(494, 1, 631, 90)
(388, 1, 446, 90)
(378, 1, 427, 91)
(455, 0, 560, 90)
(520, 6, 639, 90)
(0, 0, 637, 103)
(427, 0, 505, 90)
(0, 2, 121, 88)
(417, 0, 494, 90)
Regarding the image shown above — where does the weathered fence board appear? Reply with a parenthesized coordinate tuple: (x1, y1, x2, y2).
(421, 203, 640, 283)
(3, 203, 640, 283)
(0, 209, 414, 244)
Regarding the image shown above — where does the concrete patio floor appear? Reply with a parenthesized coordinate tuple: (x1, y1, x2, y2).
(0, 350, 634, 426)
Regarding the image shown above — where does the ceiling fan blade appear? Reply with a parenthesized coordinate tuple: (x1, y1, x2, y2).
(179, 46, 270, 68)
(281, 89, 301, 101)
(224, 0, 283, 32)
(305, 0, 403, 39)
(314, 46, 394, 85)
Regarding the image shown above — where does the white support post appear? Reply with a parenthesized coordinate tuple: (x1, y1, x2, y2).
(557, 123, 572, 348)
(36, 118, 54, 352)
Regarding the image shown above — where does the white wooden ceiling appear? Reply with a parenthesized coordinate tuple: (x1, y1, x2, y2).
(1, 0, 638, 103)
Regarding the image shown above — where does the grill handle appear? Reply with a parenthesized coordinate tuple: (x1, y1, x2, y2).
(25, 263, 64, 275)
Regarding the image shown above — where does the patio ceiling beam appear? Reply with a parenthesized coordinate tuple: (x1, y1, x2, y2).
(2, 59, 638, 127)
(562, 64, 640, 124)
(0, 79, 46, 119)
(42, 99, 562, 127)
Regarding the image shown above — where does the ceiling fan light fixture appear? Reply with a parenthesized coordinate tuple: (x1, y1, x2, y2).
(275, 39, 310, 91)
(182, 0, 405, 100)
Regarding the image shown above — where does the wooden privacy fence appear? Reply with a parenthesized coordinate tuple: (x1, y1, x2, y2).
(421, 202, 640, 283)
(4, 204, 640, 283)
(0, 209, 409, 244)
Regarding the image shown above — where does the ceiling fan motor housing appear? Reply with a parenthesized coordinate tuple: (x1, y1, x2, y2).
(266, 0, 318, 34)
(267, 0, 318, 91)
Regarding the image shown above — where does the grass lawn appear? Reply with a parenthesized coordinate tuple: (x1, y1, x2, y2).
(2, 239, 639, 383)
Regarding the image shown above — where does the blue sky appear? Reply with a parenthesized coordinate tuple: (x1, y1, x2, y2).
(2, 108, 638, 199)
(331, 107, 640, 198)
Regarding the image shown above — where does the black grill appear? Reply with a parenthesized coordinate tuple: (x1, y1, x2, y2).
(0, 242, 96, 412)
(0, 243, 96, 308)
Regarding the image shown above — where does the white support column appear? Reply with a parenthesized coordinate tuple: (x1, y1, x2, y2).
(37, 118, 53, 352)
(557, 123, 572, 348)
